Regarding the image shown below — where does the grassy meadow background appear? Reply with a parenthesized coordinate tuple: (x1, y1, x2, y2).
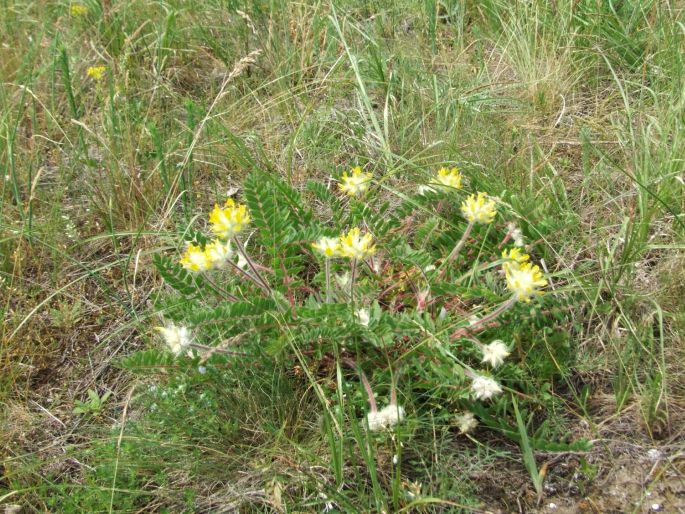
(1, 0, 684, 512)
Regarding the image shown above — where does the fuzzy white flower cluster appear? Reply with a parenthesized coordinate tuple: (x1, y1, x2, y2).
(481, 340, 510, 368)
(470, 375, 502, 400)
(455, 411, 478, 434)
(367, 404, 405, 431)
(155, 324, 192, 356)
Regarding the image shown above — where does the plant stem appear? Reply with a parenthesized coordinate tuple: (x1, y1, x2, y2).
(233, 237, 271, 293)
(439, 220, 474, 279)
(201, 273, 239, 302)
(325, 258, 331, 303)
(350, 258, 358, 306)
(465, 295, 516, 332)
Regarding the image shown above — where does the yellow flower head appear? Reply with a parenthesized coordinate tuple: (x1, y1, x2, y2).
(180, 243, 212, 273)
(87, 65, 106, 81)
(209, 199, 250, 239)
(339, 166, 372, 196)
(312, 237, 340, 259)
(460, 192, 497, 224)
(506, 262, 547, 302)
(204, 239, 233, 268)
(501, 247, 530, 274)
(70, 4, 88, 16)
(430, 167, 462, 190)
(339, 227, 376, 260)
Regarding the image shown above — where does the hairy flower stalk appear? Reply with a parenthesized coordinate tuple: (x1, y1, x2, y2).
(339, 228, 375, 305)
(312, 237, 340, 303)
(439, 220, 473, 279)
(232, 237, 271, 293)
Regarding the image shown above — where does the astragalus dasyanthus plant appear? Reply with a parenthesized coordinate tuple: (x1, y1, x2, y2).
(145, 165, 559, 441)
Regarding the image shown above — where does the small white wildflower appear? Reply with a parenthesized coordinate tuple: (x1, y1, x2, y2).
(355, 308, 370, 327)
(155, 324, 192, 356)
(455, 411, 478, 434)
(470, 375, 503, 400)
(647, 449, 662, 461)
(438, 307, 448, 321)
(481, 340, 511, 368)
(393, 454, 398, 465)
(367, 404, 405, 432)
(424, 264, 436, 273)
(198, 366, 207, 374)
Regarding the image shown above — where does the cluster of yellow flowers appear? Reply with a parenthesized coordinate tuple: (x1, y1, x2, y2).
(501, 248, 547, 301)
(70, 3, 88, 16)
(86, 65, 107, 81)
(312, 227, 376, 260)
(179, 199, 249, 273)
(460, 192, 497, 224)
(339, 167, 373, 196)
(177, 165, 547, 304)
(430, 167, 462, 190)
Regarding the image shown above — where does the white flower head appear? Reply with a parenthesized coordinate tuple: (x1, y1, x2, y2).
(470, 375, 503, 400)
(355, 308, 370, 327)
(481, 340, 510, 368)
(455, 411, 478, 434)
(507, 222, 525, 247)
(367, 404, 405, 431)
(155, 324, 192, 356)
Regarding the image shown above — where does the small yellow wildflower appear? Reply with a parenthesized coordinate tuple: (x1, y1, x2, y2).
(506, 262, 547, 302)
(501, 247, 530, 274)
(339, 227, 376, 259)
(339, 166, 372, 196)
(209, 199, 250, 239)
(430, 167, 462, 190)
(70, 4, 88, 16)
(86, 65, 107, 81)
(180, 243, 212, 273)
(460, 192, 497, 224)
(312, 237, 340, 259)
(204, 239, 233, 268)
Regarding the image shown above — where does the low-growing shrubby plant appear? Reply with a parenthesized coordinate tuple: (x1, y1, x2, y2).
(121, 164, 586, 506)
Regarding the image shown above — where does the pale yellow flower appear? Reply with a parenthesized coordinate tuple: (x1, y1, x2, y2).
(311, 237, 340, 259)
(430, 167, 462, 190)
(339, 166, 372, 196)
(204, 239, 233, 268)
(209, 199, 250, 239)
(86, 65, 106, 81)
(460, 192, 497, 224)
(339, 227, 376, 259)
(70, 4, 88, 16)
(155, 324, 191, 356)
(180, 243, 212, 273)
(501, 247, 530, 274)
(506, 262, 547, 302)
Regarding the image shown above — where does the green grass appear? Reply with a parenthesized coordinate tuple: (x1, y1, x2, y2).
(2, 0, 684, 512)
